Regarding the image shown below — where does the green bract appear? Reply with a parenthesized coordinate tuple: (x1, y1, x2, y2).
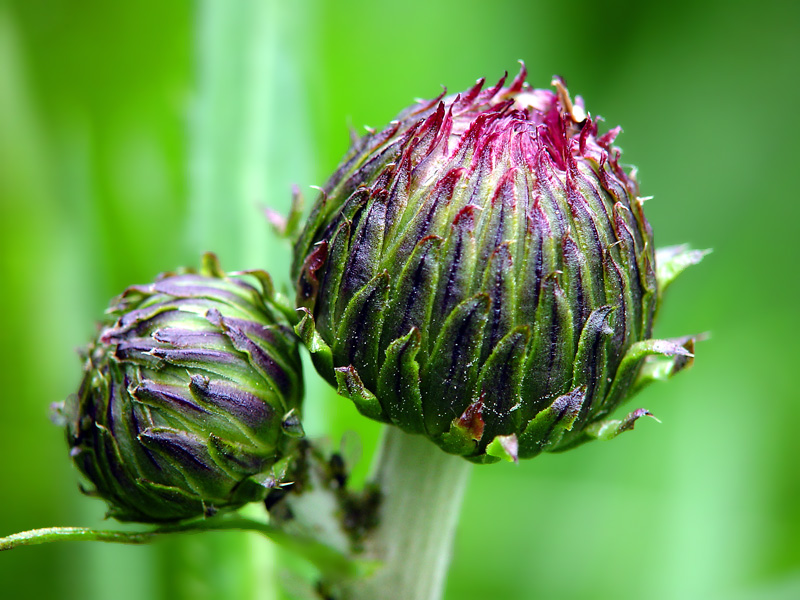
(61, 254, 304, 522)
(293, 66, 705, 463)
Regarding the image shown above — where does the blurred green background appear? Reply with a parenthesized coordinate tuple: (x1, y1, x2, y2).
(1, 0, 798, 599)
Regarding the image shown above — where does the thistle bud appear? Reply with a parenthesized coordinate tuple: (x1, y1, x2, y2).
(293, 66, 704, 463)
(60, 254, 304, 522)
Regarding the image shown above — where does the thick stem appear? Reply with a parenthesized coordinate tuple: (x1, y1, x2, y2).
(339, 426, 472, 600)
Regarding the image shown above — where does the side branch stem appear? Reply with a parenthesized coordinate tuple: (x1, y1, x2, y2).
(0, 517, 277, 552)
(0, 526, 159, 550)
(0, 517, 360, 579)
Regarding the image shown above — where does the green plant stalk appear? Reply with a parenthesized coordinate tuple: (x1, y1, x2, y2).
(181, 1, 284, 597)
(183, 0, 319, 591)
(337, 426, 472, 600)
(0, 516, 363, 581)
(0, 518, 280, 551)
(190, 0, 313, 281)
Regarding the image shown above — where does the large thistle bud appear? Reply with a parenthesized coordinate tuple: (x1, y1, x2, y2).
(292, 66, 704, 464)
(60, 254, 304, 522)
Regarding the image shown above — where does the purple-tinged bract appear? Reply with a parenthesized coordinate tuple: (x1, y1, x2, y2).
(292, 65, 704, 463)
(60, 254, 304, 521)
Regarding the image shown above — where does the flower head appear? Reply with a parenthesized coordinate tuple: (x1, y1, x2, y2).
(60, 254, 304, 521)
(293, 65, 703, 463)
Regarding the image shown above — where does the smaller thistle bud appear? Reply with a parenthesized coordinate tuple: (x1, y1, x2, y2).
(59, 254, 304, 522)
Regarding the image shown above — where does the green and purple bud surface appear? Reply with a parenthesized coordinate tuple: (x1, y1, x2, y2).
(293, 65, 705, 464)
(58, 254, 304, 522)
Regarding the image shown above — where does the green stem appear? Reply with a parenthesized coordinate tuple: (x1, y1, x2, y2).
(186, 1, 284, 596)
(0, 517, 278, 551)
(0, 526, 159, 549)
(336, 426, 472, 600)
(190, 0, 313, 277)
(0, 517, 361, 580)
